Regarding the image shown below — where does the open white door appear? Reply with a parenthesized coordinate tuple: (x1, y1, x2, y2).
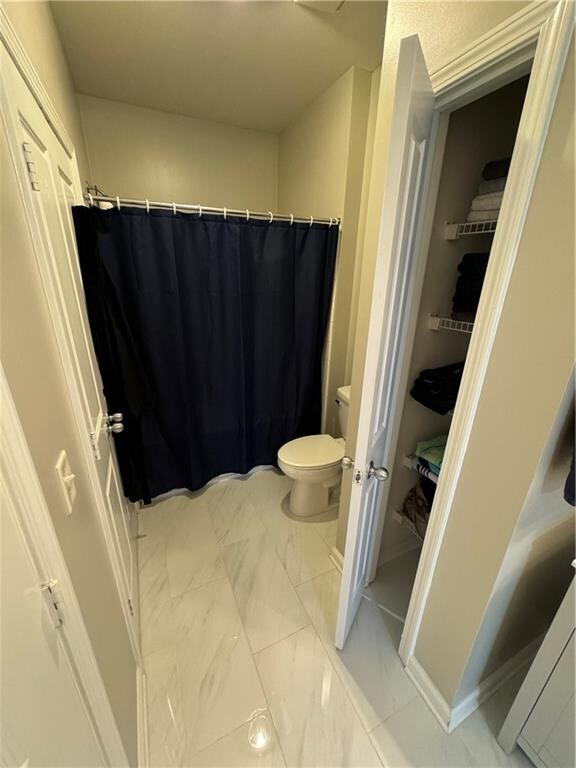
(0, 43, 138, 655)
(335, 35, 435, 648)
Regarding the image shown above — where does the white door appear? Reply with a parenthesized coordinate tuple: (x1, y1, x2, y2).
(0, 480, 105, 768)
(0, 45, 138, 651)
(336, 35, 435, 648)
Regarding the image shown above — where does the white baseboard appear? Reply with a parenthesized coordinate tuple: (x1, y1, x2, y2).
(406, 635, 543, 735)
(405, 656, 452, 732)
(449, 634, 543, 731)
(330, 546, 344, 573)
(137, 665, 150, 768)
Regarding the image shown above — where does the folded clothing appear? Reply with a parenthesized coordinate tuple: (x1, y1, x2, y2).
(482, 157, 511, 180)
(470, 191, 504, 211)
(478, 176, 507, 195)
(410, 361, 465, 415)
(452, 253, 489, 316)
(415, 435, 447, 472)
(400, 480, 435, 539)
(466, 208, 500, 223)
(412, 457, 439, 483)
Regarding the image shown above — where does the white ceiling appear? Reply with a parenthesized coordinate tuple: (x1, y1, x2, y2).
(51, 1, 386, 134)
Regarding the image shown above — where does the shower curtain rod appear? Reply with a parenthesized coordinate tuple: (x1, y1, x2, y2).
(83, 194, 341, 227)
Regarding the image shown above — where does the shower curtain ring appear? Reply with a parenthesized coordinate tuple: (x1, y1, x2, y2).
(172, 202, 177, 216)
(290, 213, 294, 226)
(246, 209, 250, 221)
(145, 199, 150, 214)
(309, 216, 313, 227)
(88, 192, 94, 207)
(329, 217, 333, 228)
(224, 207, 227, 220)
(198, 205, 202, 218)
(268, 211, 273, 223)
(116, 196, 121, 210)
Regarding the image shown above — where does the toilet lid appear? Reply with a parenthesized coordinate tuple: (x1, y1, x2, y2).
(278, 434, 345, 469)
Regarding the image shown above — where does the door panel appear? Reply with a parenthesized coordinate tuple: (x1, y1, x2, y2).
(1, 46, 138, 647)
(336, 35, 435, 648)
(0, 484, 105, 768)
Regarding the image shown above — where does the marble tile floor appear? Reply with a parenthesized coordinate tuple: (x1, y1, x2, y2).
(138, 469, 531, 767)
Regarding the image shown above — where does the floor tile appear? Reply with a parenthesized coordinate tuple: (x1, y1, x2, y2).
(365, 548, 422, 622)
(187, 709, 286, 767)
(256, 626, 382, 767)
(297, 570, 419, 731)
(145, 578, 267, 765)
(163, 496, 226, 597)
(205, 478, 266, 546)
(222, 532, 310, 652)
(257, 498, 334, 586)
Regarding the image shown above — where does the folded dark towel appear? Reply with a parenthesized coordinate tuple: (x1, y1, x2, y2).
(458, 253, 490, 275)
(410, 361, 465, 415)
(482, 157, 511, 181)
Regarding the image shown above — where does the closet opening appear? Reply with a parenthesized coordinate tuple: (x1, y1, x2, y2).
(370, 72, 532, 642)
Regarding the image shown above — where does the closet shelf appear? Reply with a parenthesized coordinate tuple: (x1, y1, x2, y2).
(403, 455, 439, 485)
(444, 219, 498, 240)
(427, 315, 474, 334)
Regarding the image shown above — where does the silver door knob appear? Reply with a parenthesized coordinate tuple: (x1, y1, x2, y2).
(367, 461, 389, 481)
(106, 422, 124, 434)
(341, 456, 354, 469)
(108, 412, 124, 423)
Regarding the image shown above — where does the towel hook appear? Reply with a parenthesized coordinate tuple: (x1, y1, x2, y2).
(309, 215, 313, 228)
(145, 199, 150, 214)
(268, 211, 273, 223)
(290, 213, 294, 226)
(116, 196, 121, 210)
(246, 209, 250, 221)
(88, 192, 94, 207)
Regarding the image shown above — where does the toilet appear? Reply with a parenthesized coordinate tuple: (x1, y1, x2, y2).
(278, 385, 351, 518)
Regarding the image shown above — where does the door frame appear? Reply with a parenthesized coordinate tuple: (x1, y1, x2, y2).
(0, 364, 129, 767)
(0, 5, 141, 665)
(356, 0, 573, 675)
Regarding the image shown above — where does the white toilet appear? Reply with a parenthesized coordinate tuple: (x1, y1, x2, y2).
(278, 385, 350, 518)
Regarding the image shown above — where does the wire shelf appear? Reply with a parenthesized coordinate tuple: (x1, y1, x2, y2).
(444, 219, 498, 240)
(427, 315, 474, 334)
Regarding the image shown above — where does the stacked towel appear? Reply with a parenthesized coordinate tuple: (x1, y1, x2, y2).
(410, 361, 465, 415)
(415, 435, 448, 474)
(465, 157, 510, 223)
(452, 252, 489, 320)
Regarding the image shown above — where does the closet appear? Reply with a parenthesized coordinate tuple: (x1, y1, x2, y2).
(374, 74, 531, 623)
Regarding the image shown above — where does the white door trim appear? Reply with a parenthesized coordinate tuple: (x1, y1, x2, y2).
(397, 0, 574, 668)
(0, 6, 141, 664)
(0, 364, 129, 767)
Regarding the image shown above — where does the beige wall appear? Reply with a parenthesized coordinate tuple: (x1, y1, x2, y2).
(336, 1, 530, 555)
(79, 95, 278, 210)
(279, 66, 373, 435)
(3, 0, 89, 184)
(416, 40, 575, 704)
(1, 4, 137, 762)
(0, 138, 138, 764)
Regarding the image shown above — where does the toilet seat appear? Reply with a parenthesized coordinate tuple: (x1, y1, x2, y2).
(278, 434, 344, 470)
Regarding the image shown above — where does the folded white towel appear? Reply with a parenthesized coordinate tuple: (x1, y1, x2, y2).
(466, 209, 500, 223)
(471, 191, 504, 211)
(478, 177, 506, 195)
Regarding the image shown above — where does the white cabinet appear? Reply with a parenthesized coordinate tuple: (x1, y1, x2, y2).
(499, 576, 575, 767)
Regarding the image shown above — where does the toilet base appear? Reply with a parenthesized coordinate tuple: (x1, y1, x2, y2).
(285, 476, 340, 518)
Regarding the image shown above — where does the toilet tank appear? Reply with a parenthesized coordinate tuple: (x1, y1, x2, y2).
(336, 385, 351, 439)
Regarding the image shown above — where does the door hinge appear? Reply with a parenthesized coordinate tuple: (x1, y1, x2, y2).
(353, 468, 364, 486)
(128, 598, 134, 617)
(89, 430, 101, 460)
(40, 578, 63, 628)
(22, 141, 40, 191)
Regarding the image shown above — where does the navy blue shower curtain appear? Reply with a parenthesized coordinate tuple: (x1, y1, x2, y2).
(72, 206, 338, 503)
